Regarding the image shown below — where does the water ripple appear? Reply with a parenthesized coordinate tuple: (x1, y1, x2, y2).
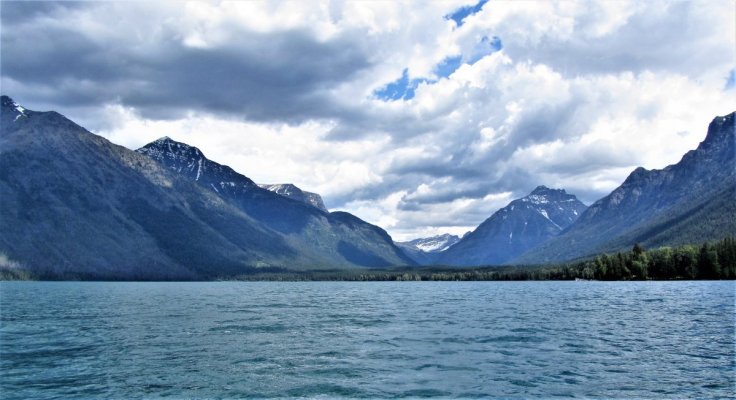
(0, 281, 733, 399)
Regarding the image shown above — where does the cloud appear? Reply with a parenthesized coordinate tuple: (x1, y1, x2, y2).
(2, 0, 734, 241)
(374, 34, 502, 99)
(1, 3, 372, 125)
(466, 1, 734, 82)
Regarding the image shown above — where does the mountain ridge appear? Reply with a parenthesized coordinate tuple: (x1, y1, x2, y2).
(136, 136, 415, 267)
(0, 96, 414, 278)
(516, 111, 736, 264)
(258, 183, 328, 212)
(1, 94, 732, 274)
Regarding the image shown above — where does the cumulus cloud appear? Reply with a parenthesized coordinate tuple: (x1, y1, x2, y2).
(2, 0, 734, 241)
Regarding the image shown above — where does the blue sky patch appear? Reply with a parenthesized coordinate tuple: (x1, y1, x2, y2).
(446, 0, 489, 27)
(377, 36, 503, 100)
(374, 69, 430, 101)
(435, 56, 463, 78)
(434, 36, 503, 78)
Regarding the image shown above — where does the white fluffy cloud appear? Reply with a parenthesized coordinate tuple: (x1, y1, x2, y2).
(2, 0, 734, 241)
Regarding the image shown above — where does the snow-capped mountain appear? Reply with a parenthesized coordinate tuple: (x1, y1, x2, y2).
(437, 186, 587, 266)
(396, 233, 462, 265)
(259, 183, 327, 212)
(398, 233, 461, 253)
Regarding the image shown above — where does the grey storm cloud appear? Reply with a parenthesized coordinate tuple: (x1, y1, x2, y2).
(0, 1, 86, 23)
(399, 182, 496, 209)
(1, 2, 372, 123)
(327, 178, 408, 208)
(509, 101, 589, 145)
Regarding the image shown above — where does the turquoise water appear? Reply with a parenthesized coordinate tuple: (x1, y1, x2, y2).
(1, 281, 733, 398)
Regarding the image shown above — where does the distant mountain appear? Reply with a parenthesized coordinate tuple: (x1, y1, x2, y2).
(259, 183, 328, 212)
(437, 186, 587, 266)
(0, 96, 413, 279)
(517, 112, 736, 264)
(396, 233, 461, 265)
(400, 233, 461, 253)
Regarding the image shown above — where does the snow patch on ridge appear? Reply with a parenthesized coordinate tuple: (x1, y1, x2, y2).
(527, 195, 549, 204)
(195, 158, 202, 181)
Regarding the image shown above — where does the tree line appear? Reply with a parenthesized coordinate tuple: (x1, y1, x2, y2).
(234, 237, 736, 281)
(2, 237, 734, 281)
(572, 237, 735, 281)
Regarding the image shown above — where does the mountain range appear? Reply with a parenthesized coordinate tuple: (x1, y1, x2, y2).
(0, 94, 733, 277)
(516, 112, 736, 264)
(0, 96, 413, 279)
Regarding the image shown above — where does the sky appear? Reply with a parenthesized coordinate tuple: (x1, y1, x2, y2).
(1, 0, 734, 241)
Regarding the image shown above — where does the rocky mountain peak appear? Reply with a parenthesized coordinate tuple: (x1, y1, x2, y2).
(704, 112, 734, 143)
(1, 95, 28, 123)
(530, 185, 561, 195)
(139, 137, 205, 162)
(137, 137, 256, 188)
(259, 183, 328, 212)
(695, 112, 735, 158)
(520, 185, 581, 208)
(1, 95, 17, 108)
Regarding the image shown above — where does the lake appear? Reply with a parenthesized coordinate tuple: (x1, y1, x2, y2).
(0, 281, 733, 398)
